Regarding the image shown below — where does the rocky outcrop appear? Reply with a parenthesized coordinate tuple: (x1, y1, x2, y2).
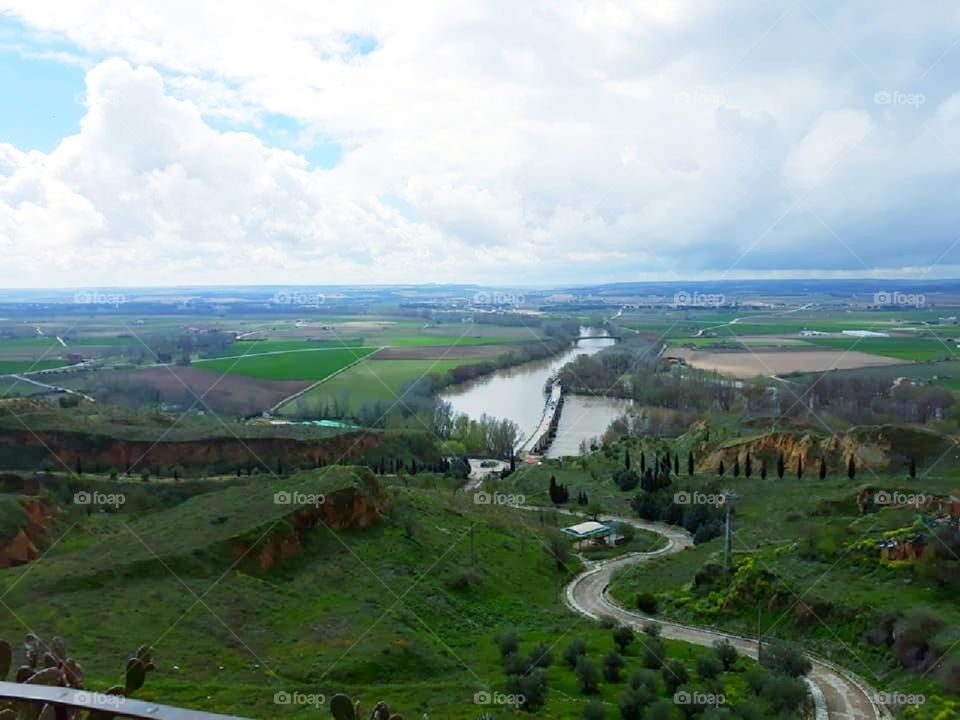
(0, 427, 389, 475)
(232, 478, 384, 572)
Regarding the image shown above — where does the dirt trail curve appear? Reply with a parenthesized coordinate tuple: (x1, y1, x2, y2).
(514, 506, 888, 720)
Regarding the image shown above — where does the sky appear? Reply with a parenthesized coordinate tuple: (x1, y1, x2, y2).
(0, 1, 959, 288)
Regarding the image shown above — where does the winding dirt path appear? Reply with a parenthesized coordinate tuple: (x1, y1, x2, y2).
(517, 506, 888, 719)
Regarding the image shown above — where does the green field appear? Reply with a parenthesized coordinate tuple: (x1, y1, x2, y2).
(279, 357, 490, 414)
(193, 347, 379, 381)
(806, 336, 956, 361)
(0, 359, 71, 374)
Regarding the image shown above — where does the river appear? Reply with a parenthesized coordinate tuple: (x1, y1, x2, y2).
(440, 328, 630, 457)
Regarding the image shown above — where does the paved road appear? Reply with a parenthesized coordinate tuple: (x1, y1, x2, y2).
(515, 506, 888, 720)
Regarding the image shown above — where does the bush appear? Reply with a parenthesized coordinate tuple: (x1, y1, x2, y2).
(644, 700, 676, 720)
(505, 667, 549, 711)
(713, 639, 738, 671)
(642, 621, 662, 638)
(564, 638, 588, 668)
(760, 673, 807, 714)
(618, 686, 653, 720)
(661, 659, 689, 694)
(613, 623, 635, 652)
(603, 650, 625, 681)
(614, 468, 640, 491)
(576, 656, 601, 694)
(496, 630, 519, 659)
(627, 669, 662, 696)
(583, 699, 606, 720)
(528, 642, 554, 669)
(696, 652, 723, 680)
(636, 593, 659, 614)
(642, 637, 667, 669)
(744, 665, 767, 695)
(759, 640, 811, 677)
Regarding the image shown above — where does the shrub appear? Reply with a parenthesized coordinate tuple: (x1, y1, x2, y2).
(713, 639, 738, 671)
(564, 638, 588, 668)
(528, 642, 554, 669)
(628, 669, 662, 696)
(644, 699, 676, 720)
(618, 686, 653, 720)
(744, 666, 767, 695)
(760, 673, 807, 714)
(583, 699, 606, 720)
(505, 667, 548, 711)
(642, 621, 662, 638)
(696, 652, 723, 680)
(661, 659, 689, 694)
(636, 593, 659, 614)
(603, 649, 625, 681)
(759, 640, 811, 677)
(613, 623, 635, 652)
(642, 637, 667, 669)
(576, 656, 601, 694)
(496, 630, 519, 659)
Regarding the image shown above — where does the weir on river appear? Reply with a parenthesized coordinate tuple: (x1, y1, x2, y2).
(517, 378, 563, 457)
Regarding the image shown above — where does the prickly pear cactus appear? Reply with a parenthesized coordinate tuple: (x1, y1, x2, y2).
(330, 693, 357, 720)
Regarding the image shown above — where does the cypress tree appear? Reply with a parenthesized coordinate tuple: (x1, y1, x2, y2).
(640, 452, 646, 473)
(673, 454, 679, 476)
(776, 453, 785, 479)
(909, 457, 916, 478)
(625, 448, 631, 470)
(733, 458, 740, 478)
(718, 459, 725, 477)
(744, 453, 752, 478)
(687, 451, 694, 476)
(847, 456, 856, 479)
(796, 456, 803, 480)
(760, 459, 767, 480)
(818, 458, 826, 480)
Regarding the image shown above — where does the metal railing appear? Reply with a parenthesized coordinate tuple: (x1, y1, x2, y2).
(0, 682, 248, 719)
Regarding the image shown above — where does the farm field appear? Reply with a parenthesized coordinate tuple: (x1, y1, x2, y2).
(668, 346, 908, 378)
(192, 347, 378, 381)
(0, 359, 72, 374)
(805, 335, 959, 361)
(278, 357, 491, 414)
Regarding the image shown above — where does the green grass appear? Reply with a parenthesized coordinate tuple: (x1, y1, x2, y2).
(193, 347, 378, 381)
(806, 336, 954, 361)
(279, 357, 491, 414)
(0, 467, 799, 718)
(0, 359, 71, 374)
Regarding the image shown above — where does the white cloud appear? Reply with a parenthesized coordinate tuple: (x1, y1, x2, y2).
(0, 0, 959, 285)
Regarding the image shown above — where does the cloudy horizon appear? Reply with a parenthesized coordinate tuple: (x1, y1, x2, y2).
(2, 1, 959, 287)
